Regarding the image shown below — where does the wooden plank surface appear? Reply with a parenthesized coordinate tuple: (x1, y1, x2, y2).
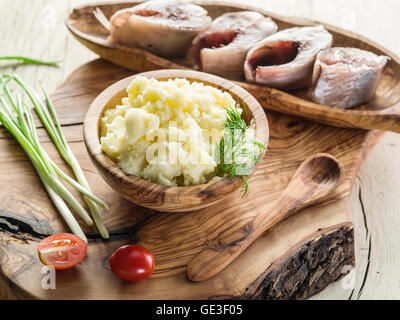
(0, 57, 371, 300)
(0, 0, 399, 299)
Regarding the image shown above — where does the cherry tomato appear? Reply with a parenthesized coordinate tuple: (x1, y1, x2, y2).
(108, 245, 155, 282)
(37, 233, 87, 270)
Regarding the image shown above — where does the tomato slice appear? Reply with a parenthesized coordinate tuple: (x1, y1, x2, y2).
(109, 245, 154, 282)
(37, 233, 87, 270)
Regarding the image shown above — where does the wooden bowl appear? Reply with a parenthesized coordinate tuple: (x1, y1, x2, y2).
(66, 0, 400, 133)
(83, 69, 269, 212)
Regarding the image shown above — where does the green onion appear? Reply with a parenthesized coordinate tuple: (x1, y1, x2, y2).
(39, 80, 109, 239)
(0, 73, 109, 241)
(0, 56, 60, 67)
(0, 95, 90, 240)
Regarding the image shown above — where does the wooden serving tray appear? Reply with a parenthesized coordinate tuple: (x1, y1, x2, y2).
(65, 0, 400, 133)
(0, 59, 384, 299)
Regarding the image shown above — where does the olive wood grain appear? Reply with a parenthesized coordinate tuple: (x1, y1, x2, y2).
(65, 0, 400, 133)
(0, 59, 385, 300)
(84, 69, 269, 212)
(187, 153, 344, 281)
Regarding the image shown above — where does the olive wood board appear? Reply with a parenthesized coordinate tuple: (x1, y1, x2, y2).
(0, 59, 384, 300)
(65, 0, 400, 133)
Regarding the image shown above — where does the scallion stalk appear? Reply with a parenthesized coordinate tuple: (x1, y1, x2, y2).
(36, 78, 109, 239)
(0, 73, 109, 241)
(36, 167, 88, 242)
(0, 92, 93, 222)
(0, 56, 60, 67)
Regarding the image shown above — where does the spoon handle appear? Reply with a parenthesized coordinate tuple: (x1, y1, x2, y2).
(187, 185, 304, 282)
(187, 153, 344, 282)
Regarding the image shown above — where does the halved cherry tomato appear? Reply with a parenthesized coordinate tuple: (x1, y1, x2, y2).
(37, 233, 87, 270)
(108, 245, 154, 282)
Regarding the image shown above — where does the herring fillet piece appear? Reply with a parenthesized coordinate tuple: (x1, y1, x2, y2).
(191, 11, 277, 80)
(312, 47, 389, 109)
(109, 0, 211, 58)
(244, 25, 333, 89)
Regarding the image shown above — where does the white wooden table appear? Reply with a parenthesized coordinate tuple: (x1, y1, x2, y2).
(1, 0, 399, 300)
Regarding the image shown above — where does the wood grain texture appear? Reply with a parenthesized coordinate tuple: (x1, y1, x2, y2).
(83, 69, 269, 212)
(1, 0, 400, 300)
(65, 0, 400, 133)
(0, 59, 383, 299)
(187, 153, 345, 281)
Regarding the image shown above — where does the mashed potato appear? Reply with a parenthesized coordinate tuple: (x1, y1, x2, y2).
(100, 76, 239, 186)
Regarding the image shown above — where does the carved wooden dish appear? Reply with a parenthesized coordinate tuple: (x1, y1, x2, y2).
(66, 0, 400, 133)
(84, 69, 269, 212)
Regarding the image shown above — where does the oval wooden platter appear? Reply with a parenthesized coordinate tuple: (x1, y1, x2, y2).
(65, 0, 400, 133)
(0, 59, 385, 300)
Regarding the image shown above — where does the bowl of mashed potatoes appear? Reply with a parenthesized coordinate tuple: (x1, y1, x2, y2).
(84, 69, 269, 212)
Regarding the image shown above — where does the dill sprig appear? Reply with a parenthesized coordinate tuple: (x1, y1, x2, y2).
(215, 106, 265, 197)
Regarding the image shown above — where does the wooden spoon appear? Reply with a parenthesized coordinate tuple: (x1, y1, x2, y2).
(186, 153, 345, 282)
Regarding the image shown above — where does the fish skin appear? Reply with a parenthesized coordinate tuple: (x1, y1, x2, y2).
(191, 11, 277, 80)
(312, 47, 389, 109)
(109, 0, 211, 58)
(244, 25, 333, 89)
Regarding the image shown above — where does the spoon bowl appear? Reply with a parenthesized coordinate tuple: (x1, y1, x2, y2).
(301, 154, 343, 188)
